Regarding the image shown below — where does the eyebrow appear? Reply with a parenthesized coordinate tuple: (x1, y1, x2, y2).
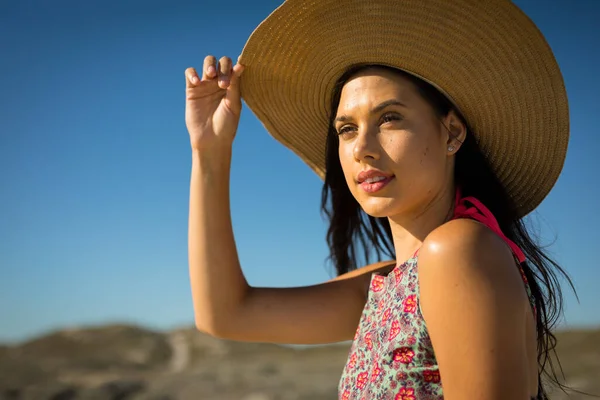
(334, 99, 407, 124)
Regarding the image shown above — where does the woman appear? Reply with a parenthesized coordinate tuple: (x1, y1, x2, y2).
(184, 0, 574, 398)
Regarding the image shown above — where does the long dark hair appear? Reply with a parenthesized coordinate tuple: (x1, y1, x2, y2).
(320, 64, 577, 398)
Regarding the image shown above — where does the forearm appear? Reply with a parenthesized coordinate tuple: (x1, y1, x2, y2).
(188, 147, 250, 334)
(187, 148, 375, 345)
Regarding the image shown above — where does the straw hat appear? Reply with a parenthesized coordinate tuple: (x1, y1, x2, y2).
(238, 0, 569, 217)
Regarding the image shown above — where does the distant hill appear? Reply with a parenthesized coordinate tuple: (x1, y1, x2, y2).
(1, 324, 598, 400)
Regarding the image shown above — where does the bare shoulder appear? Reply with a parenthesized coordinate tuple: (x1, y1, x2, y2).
(418, 218, 527, 311)
(417, 218, 532, 397)
(419, 218, 522, 287)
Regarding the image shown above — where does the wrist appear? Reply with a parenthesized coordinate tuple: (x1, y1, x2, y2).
(191, 146, 232, 174)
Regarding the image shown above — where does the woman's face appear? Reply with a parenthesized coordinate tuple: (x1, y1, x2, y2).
(334, 68, 458, 218)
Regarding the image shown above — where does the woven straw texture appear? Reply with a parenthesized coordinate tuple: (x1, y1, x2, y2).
(239, 0, 569, 217)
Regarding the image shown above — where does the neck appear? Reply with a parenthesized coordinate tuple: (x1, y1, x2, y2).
(387, 187, 455, 263)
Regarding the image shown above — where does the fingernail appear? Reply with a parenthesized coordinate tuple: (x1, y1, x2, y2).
(207, 66, 216, 76)
(191, 75, 198, 84)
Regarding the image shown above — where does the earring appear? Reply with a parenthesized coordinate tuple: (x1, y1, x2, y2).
(447, 145, 455, 152)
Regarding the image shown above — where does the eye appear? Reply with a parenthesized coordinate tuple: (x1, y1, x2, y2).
(380, 112, 403, 125)
(337, 125, 357, 139)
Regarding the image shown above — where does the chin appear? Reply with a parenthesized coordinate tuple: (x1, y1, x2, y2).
(358, 197, 399, 218)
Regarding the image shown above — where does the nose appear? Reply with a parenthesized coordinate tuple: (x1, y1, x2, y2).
(352, 127, 380, 162)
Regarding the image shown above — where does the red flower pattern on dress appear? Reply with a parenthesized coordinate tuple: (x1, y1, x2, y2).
(382, 308, 392, 324)
(393, 347, 415, 364)
(371, 275, 385, 292)
(388, 320, 400, 340)
(403, 295, 417, 313)
(365, 331, 373, 350)
(395, 372, 408, 381)
(423, 370, 441, 383)
(393, 267, 403, 284)
(395, 387, 416, 400)
(356, 372, 369, 389)
(371, 363, 382, 382)
(347, 352, 357, 370)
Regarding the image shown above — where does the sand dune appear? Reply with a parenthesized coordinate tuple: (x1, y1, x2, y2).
(1, 324, 598, 399)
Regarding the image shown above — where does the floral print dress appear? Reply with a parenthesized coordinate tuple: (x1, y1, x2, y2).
(338, 254, 442, 400)
(338, 195, 537, 399)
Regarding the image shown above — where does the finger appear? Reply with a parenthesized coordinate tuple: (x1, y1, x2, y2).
(218, 56, 233, 89)
(225, 63, 245, 111)
(185, 67, 199, 87)
(202, 55, 217, 80)
(228, 63, 245, 91)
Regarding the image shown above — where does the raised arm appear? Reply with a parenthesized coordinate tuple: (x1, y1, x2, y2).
(185, 55, 394, 344)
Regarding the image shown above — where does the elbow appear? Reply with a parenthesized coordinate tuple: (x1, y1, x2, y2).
(192, 288, 252, 340)
(194, 313, 234, 340)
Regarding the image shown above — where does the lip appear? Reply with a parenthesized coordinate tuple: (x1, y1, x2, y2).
(357, 169, 395, 194)
(357, 169, 394, 184)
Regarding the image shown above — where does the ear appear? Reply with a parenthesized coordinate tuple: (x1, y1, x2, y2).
(443, 110, 467, 155)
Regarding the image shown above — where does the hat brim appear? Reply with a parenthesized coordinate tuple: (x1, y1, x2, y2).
(239, 0, 569, 217)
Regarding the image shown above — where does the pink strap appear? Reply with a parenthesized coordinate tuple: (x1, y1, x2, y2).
(453, 191, 526, 263)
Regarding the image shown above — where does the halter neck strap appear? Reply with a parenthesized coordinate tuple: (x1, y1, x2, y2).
(452, 190, 526, 263)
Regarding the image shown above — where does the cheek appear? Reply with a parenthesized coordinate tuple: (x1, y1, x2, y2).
(387, 133, 446, 183)
(385, 133, 424, 164)
(338, 143, 358, 188)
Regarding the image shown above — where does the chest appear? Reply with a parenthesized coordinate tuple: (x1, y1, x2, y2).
(338, 258, 443, 399)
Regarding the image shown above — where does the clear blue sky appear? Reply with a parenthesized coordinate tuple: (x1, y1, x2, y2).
(1, 0, 599, 343)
